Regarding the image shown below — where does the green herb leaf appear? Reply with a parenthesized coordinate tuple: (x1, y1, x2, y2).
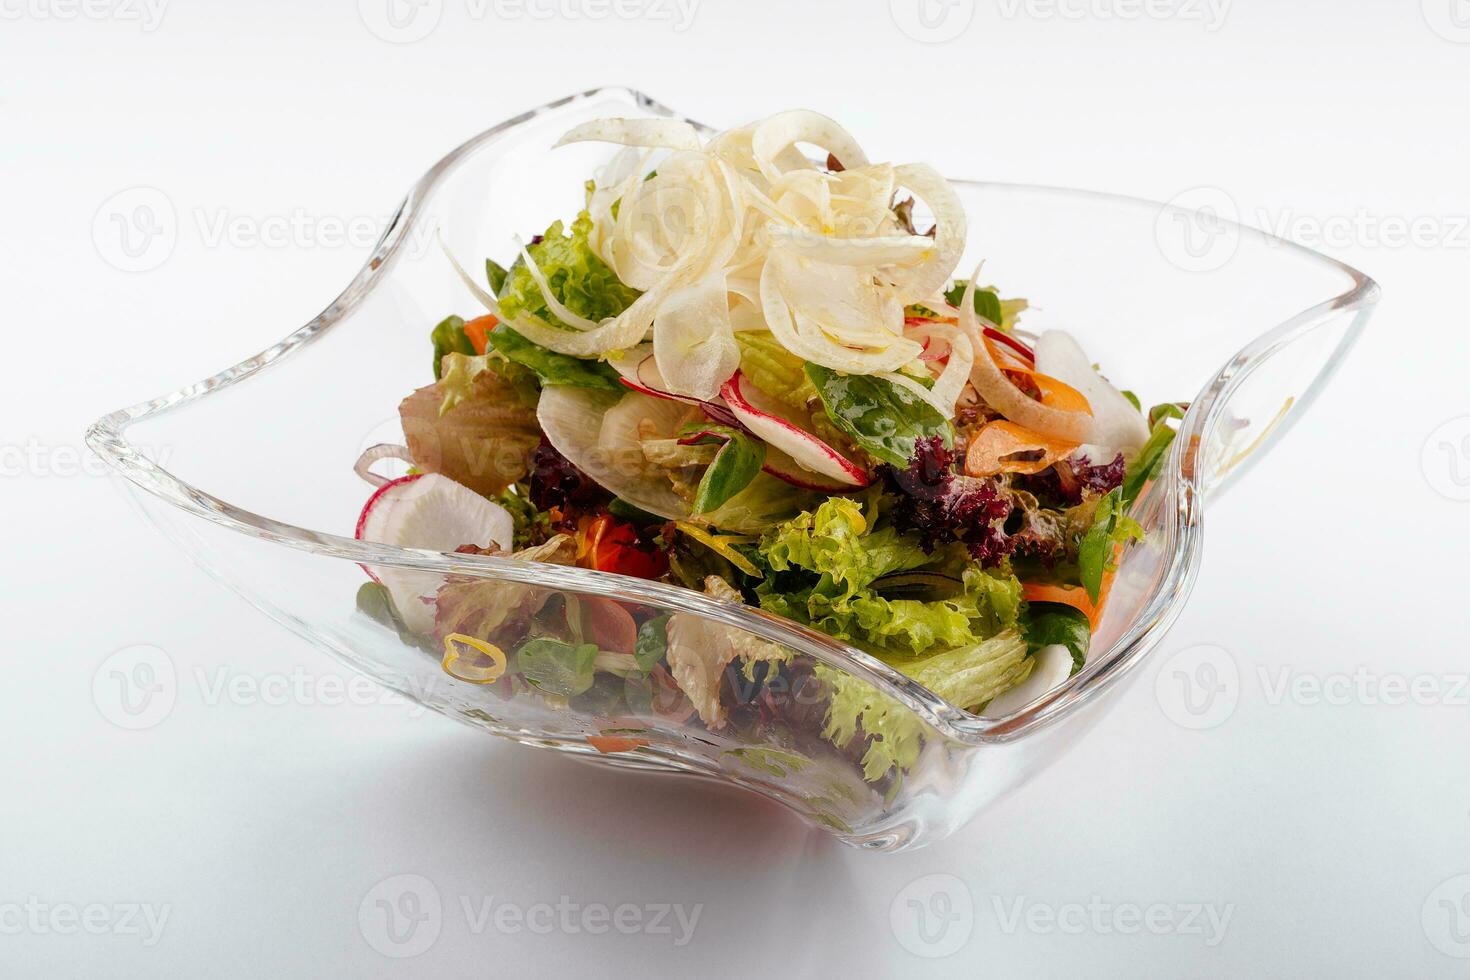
(1022, 603, 1091, 674)
(945, 282, 1004, 325)
(633, 615, 670, 674)
(692, 431, 766, 515)
(1077, 488, 1144, 603)
(608, 498, 663, 525)
(485, 258, 508, 295)
(1121, 403, 1186, 506)
(515, 637, 598, 697)
(430, 315, 474, 380)
(485, 324, 623, 390)
(1120, 389, 1141, 411)
(804, 364, 953, 468)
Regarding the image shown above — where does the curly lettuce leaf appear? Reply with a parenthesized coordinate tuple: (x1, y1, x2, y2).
(816, 665, 925, 782)
(497, 211, 641, 330)
(756, 499, 1022, 657)
(893, 628, 1031, 712)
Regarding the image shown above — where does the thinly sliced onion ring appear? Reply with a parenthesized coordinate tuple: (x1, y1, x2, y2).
(750, 110, 870, 183)
(885, 164, 967, 304)
(554, 117, 702, 151)
(958, 271, 1093, 443)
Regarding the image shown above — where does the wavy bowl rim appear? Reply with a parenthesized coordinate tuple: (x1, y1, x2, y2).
(85, 85, 1379, 747)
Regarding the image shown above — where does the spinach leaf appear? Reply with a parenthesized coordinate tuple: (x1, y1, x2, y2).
(430, 315, 474, 381)
(944, 281, 1004, 325)
(515, 637, 598, 697)
(633, 615, 670, 674)
(804, 364, 953, 468)
(690, 428, 766, 515)
(485, 324, 623, 391)
(1022, 603, 1091, 674)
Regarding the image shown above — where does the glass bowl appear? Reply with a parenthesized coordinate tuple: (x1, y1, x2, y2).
(86, 87, 1377, 851)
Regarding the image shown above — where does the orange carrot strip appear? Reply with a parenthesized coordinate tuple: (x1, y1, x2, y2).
(463, 315, 498, 355)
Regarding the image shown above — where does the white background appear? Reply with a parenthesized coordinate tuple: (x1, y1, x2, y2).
(4, 0, 1470, 975)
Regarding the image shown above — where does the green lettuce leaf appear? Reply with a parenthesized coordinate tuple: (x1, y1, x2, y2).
(515, 637, 598, 697)
(805, 364, 953, 468)
(633, 615, 670, 674)
(484, 323, 622, 390)
(756, 499, 1022, 657)
(942, 282, 1029, 331)
(430, 314, 475, 380)
(735, 332, 814, 413)
(893, 629, 1032, 712)
(815, 665, 926, 782)
(497, 211, 641, 330)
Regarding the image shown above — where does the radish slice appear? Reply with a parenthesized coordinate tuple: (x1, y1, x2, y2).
(761, 446, 861, 493)
(537, 387, 693, 520)
(720, 371, 870, 487)
(1033, 330, 1150, 459)
(354, 443, 414, 487)
(983, 644, 1074, 718)
(355, 473, 514, 635)
(616, 352, 743, 428)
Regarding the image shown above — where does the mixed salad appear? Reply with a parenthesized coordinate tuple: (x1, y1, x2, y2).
(354, 110, 1182, 784)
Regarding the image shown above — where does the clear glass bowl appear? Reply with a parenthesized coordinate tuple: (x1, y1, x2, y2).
(86, 87, 1378, 851)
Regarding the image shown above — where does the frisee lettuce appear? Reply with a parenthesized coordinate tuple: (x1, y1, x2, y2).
(497, 211, 641, 330)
